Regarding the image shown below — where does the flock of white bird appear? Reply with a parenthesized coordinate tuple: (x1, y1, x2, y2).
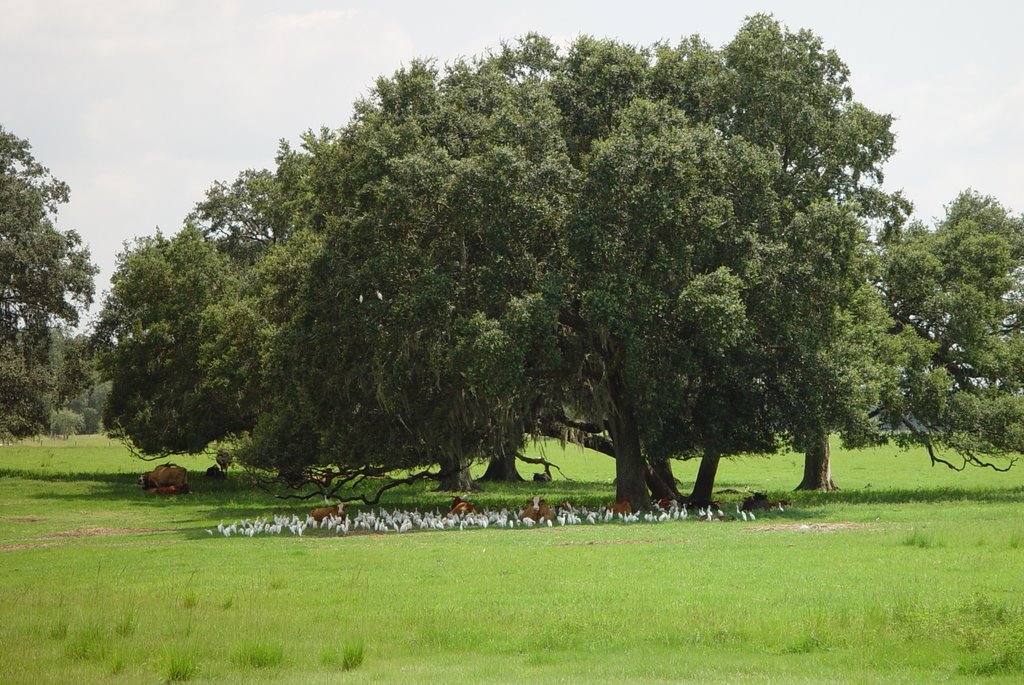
(206, 499, 781, 538)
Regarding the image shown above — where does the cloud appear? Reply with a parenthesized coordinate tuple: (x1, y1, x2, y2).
(876, 65, 1024, 220)
(1, 1, 418, 298)
(4, 0, 1024, 302)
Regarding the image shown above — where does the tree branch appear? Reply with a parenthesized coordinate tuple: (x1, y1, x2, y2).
(251, 462, 459, 506)
(118, 433, 190, 462)
(900, 417, 1018, 473)
(538, 419, 616, 457)
(515, 453, 572, 481)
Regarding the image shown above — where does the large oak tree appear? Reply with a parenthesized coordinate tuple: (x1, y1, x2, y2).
(251, 18, 895, 505)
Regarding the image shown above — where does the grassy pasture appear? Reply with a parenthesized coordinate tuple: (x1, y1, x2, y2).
(2, 436, 1024, 683)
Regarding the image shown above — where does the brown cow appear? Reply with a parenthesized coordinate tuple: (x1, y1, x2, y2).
(448, 497, 478, 515)
(521, 496, 554, 523)
(310, 504, 345, 522)
(607, 498, 632, 516)
(140, 464, 188, 491)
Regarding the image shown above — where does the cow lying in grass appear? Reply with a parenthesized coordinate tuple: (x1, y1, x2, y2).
(448, 497, 477, 515)
(309, 504, 345, 523)
(521, 496, 554, 523)
(140, 464, 189, 494)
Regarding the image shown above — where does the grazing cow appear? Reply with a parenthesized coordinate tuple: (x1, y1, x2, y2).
(205, 465, 226, 480)
(145, 484, 189, 495)
(521, 496, 554, 523)
(607, 498, 632, 515)
(448, 497, 478, 515)
(310, 504, 345, 523)
(532, 472, 552, 482)
(139, 464, 189, 491)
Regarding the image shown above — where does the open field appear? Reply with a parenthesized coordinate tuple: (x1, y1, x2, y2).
(2, 436, 1024, 683)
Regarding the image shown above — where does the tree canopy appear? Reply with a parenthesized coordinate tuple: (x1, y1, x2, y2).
(94, 16, 1024, 504)
(235, 17, 902, 505)
(880, 191, 1024, 469)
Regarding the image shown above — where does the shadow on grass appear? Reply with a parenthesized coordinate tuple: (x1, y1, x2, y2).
(6, 467, 1023, 518)
(788, 486, 1024, 507)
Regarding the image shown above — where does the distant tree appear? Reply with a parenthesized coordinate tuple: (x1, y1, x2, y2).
(0, 125, 96, 440)
(81, 407, 100, 434)
(49, 331, 93, 409)
(49, 408, 84, 438)
(880, 191, 1024, 470)
(59, 368, 110, 434)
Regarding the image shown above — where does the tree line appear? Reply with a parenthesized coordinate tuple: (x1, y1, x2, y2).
(6, 17, 1024, 505)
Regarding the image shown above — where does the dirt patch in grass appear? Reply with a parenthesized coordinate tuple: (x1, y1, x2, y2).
(745, 522, 871, 533)
(0, 541, 64, 552)
(4, 516, 46, 523)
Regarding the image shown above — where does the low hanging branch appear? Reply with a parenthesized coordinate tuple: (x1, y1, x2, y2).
(515, 453, 572, 481)
(901, 418, 1018, 473)
(251, 462, 460, 506)
(539, 414, 616, 458)
(925, 443, 1017, 473)
(117, 432, 190, 463)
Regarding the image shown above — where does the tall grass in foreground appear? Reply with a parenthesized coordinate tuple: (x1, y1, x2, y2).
(230, 640, 285, 670)
(321, 641, 365, 671)
(161, 644, 200, 682)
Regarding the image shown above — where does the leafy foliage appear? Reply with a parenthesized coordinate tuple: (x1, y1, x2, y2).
(49, 407, 85, 438)
(241, 17, 902, 504)
(0, 125, 96, 440)
(95, 17, 1018, 504)
(881, 191, 1024, 467)
(95, 227, 254, 453)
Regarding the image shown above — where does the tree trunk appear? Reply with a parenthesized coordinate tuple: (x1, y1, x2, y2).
(645, 459, 682, 500)
(795, 434, 838, 491)
(478, 451, 524, 483)
(435, 454, 477, 492)
(606, 369, 651, 511)
(688, 450, 720, 506)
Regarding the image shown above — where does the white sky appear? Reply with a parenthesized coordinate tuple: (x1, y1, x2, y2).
(3, 0, 1023, 319)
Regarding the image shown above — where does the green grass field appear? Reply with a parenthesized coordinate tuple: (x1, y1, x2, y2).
(2, 435, 1023, 683)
